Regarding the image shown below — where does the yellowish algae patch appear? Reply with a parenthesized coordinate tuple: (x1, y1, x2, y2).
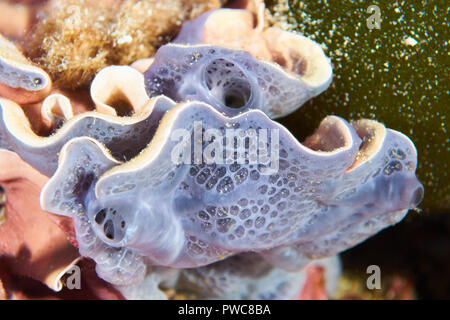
(269, 0, 448, 212)
(26, 0, 223, 89)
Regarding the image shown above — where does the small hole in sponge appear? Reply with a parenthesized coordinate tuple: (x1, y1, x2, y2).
(105, 92, 134, 117)
(104, 219, 115, 239)
(94, 209, 107, 224)
(33, 77, 43, 86)
(121, 221, 126, 228)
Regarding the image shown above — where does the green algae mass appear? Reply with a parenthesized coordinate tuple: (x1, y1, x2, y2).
(268, 0, 449, 213)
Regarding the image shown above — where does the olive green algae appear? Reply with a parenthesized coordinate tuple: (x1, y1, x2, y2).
(268, 0, 448, 212)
